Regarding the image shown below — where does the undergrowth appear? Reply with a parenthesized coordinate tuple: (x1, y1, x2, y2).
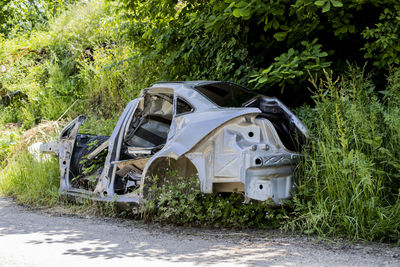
(0, 132, 18, 168)
(291, 66, 400, 243)
(0, 120, 62, 206)
(0, 152, 59, 207)
(140, 171, 287, 228)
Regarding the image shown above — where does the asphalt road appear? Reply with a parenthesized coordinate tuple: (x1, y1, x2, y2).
(0, 197, 399, 267)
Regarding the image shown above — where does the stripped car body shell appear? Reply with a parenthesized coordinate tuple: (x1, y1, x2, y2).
(41, 81, 308, 205)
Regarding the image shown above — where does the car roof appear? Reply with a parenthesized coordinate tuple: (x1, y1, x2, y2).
(151, 80, 255, 94)
(148, 81, 259, 110)
(153, 80, 220, 87)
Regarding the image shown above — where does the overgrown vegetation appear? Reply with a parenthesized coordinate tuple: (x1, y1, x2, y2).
(0, 152, 59, 206)
(0, 131, 17, 168)
(0, 0, 76, 37)
(116, 0, 400, 97)
(0, 0, 400, 243)
(0, 120, 62, 206)
(290, 67, 400, 243)
(141, 172, 286, 228)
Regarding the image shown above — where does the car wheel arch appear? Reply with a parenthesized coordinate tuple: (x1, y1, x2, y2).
(140, 156, 202, 197)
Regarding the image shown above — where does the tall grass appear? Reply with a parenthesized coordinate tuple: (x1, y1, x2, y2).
(0, 152, 60, 206)
(0, 122, 61, 206)
(291, 66, 400, 243)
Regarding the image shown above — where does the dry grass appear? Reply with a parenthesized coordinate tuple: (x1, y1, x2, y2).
(21, 120, 65, 145)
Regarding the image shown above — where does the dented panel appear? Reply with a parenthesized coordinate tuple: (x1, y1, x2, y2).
(40, 81, 308, 206)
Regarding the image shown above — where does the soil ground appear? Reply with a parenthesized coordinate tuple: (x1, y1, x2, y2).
(0, 197, 399, 266)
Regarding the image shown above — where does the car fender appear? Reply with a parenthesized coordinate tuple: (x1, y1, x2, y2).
(141, 108, 261, 194)
(157, 107, 261, 159)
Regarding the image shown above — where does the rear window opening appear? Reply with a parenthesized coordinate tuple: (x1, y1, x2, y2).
(194, 82, 258, 108)
(123, 93, 173, 153)
(195, 82, 306, 152)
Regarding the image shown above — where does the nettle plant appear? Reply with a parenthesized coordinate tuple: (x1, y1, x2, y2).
(140, 170, 288, 228)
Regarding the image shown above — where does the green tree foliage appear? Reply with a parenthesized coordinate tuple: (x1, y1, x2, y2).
(0, 0, 76, 37)
(115, 0, 400, 92)
(362, 6, 400, 68)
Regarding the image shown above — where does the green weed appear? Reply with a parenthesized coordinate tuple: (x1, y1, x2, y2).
(0, 151, 60, 207)
(0, 131, 18, 167)
(140, 172, 287, 228)
(290, 67, 400, 243)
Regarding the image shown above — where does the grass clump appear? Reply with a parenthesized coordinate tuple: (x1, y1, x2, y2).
(0, 121, 62, 206)
(0, 152, 60, 207)
(291, 67, 400, 243)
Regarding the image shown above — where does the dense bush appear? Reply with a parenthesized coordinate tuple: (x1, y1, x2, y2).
(0, 0, 76, 37)
(141, 172, 286, 228)
(117, 0, 400, 95)
(0, 1, 124, 126)
(2, 0, 400, 124)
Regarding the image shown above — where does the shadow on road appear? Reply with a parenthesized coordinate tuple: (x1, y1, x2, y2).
(0, 198, 296, 266)
(0, 198, 398, 266)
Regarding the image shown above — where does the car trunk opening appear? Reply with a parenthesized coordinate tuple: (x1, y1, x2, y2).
(194, 82, 307, 152)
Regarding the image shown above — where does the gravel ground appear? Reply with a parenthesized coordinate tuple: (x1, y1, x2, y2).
(0, 197, 399, 267)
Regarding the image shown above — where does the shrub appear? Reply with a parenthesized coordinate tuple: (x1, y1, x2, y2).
(0, 0, 128, 125)
(117, 0, 400, 94)
(0, 0, 76, 38)
(140, 171, 287, 228)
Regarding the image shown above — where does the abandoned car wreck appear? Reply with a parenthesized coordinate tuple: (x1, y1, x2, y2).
(40, 81, 308, 205)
